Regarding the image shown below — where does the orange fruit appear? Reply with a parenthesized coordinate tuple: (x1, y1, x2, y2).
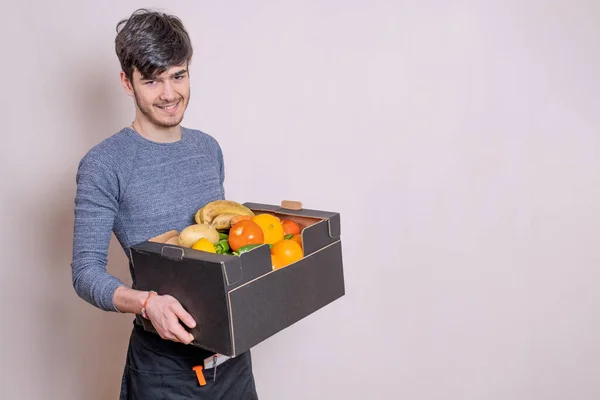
(191, 238, 216, 253)
(252, 214, 285, 245)
(281, 220, 301, 236)
(271, 254, 286, 270)
(228, 219, 264, 252)
(271, 239, 303, 269)
(290, 234, 302, 249)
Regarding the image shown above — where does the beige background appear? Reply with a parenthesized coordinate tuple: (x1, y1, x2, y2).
(2, 1, 600, 399)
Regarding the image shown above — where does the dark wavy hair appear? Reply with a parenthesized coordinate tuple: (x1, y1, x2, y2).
(115, 8, 193, 81)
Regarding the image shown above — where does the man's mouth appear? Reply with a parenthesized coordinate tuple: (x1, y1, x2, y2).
(156, 100, 181, 112)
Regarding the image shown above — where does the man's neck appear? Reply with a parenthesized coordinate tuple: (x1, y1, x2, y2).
(131, 119, 182, 143)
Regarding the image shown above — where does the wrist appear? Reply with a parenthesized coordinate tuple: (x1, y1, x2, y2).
(140, 291, 157, 319)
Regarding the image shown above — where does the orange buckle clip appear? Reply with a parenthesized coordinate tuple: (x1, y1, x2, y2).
(192, 365, 207, 386)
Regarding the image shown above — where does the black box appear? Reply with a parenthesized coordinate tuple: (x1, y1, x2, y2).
(129, 202, 345, 357)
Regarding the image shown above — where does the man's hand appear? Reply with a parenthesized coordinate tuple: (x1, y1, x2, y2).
(113, 286, 197, 344)
(144, 294, 196, 344)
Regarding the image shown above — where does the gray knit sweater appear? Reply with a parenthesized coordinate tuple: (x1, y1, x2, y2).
(71, 126, 225, 312)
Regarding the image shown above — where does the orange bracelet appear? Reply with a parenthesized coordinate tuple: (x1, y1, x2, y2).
(141, 291, 157, 319)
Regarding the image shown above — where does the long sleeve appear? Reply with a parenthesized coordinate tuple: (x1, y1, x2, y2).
(217, 142, 225, 188)
(212, 137, 226, 197)
(71, 155, 127, 312)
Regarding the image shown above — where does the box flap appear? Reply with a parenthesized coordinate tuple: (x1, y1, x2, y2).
(221, 256, 243, 287)
(243, 202, 338, 220)
(227, 244, 272, 290)
(130, 243, 235, 355)
(243, 202, 341, 241)
(228, 240, 345, 355)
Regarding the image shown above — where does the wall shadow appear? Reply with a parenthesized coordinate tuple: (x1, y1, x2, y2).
(39, 55, 135, 399)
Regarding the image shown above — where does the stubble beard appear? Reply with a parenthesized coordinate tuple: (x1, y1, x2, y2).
(133, 89, 189, 128)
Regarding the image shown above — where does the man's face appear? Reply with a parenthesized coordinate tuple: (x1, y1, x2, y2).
(122, 63, 191, 128)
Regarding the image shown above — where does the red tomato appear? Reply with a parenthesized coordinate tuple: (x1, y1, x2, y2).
(228, 220, 264, 252)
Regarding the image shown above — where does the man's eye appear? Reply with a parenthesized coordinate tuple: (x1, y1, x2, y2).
(145, 81, 156, 85)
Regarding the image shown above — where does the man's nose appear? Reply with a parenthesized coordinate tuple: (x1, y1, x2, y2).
(160, 81, 176, 101)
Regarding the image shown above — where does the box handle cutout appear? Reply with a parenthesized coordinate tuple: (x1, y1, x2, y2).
(161, 245, 185, 261)
(280, 200, 303, 211)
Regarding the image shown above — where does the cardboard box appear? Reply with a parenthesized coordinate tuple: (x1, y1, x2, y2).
(129, 202, 345, 357)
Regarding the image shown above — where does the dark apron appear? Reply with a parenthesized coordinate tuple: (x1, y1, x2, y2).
(119, 321, 259, 399)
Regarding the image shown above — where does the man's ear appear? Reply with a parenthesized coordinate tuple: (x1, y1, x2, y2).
(120, 71, 134, 97)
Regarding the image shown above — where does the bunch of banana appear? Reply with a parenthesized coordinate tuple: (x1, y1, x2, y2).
(195, 200, 255, 230)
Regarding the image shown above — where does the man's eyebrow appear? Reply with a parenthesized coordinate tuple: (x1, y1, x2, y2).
(172, 69, 188, 77)
(139, 69, 187, 81)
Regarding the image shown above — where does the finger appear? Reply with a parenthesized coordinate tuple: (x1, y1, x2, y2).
(170, 322, 194, 344)
(165, 311, 194, 344)
(171, 302, 197, 329)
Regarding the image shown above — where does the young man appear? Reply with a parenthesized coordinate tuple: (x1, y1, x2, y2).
(71, 9, 259, 399)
